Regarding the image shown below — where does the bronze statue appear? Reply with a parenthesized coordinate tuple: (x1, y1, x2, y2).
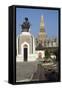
(21, 17, 30, 32)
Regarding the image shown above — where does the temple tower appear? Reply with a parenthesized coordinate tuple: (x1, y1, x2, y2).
(38, 16, 46, 46)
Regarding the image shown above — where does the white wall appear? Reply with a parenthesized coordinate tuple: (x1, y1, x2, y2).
(0, 0, 62, 90)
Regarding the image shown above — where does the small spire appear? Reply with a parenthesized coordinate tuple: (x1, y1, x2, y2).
(40, 16, 45, 32)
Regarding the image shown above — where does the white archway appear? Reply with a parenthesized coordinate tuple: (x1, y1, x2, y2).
(21, 42, 29, 61)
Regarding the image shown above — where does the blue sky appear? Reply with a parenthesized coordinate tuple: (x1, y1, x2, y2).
(16, 8, 58, 38)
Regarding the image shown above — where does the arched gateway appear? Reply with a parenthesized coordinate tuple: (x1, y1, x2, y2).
(23, 44, 28, 61)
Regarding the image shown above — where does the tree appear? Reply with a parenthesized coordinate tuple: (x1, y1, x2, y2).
(45, 49, 50, 59)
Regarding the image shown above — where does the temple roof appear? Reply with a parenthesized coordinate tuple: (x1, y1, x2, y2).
(36, 43, 45, 50)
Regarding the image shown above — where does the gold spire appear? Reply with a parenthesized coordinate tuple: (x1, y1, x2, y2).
(40, 16, 45, 32)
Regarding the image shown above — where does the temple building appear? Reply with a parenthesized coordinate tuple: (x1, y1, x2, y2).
(16, 17, 45, 62)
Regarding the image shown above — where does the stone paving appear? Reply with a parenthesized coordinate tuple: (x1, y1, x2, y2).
(16, 61, 59, 82)
(16, 61, 38, 82)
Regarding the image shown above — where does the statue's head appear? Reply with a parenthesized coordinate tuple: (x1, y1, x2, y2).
(25, 17, 28, 21)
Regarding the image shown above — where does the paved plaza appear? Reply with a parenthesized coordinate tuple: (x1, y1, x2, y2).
(16, 61, 59, 82)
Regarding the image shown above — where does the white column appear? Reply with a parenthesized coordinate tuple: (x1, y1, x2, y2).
(33, 37, 35, 54)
